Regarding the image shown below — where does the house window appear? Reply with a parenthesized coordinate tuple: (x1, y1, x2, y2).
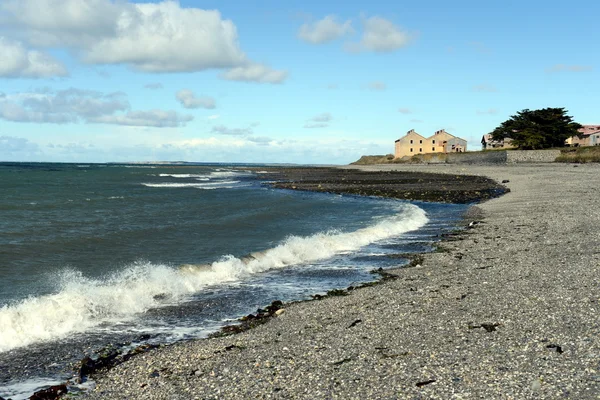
(432, 147, 435, 151)
(432, 140, 435, 144)
(419, 140, 422, 144)
(419, 148, 422, 152)
(410, 139, 413, 144)
(410, 148, 413, 152)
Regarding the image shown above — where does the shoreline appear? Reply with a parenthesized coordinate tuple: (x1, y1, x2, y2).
(254, 166, 508, 203)
(59, 164, 600, 398)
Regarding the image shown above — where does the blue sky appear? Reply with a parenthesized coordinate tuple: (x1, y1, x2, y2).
(0, 0, 598, 164)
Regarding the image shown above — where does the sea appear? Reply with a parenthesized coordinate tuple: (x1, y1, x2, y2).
(0, 162, 469, 399)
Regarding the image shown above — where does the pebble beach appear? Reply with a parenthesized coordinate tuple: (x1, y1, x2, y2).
(81, 163, 600, 399)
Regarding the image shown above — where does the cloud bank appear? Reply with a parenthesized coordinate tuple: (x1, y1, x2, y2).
(0, 0, 286, 82)
(0, 88, 192, 127)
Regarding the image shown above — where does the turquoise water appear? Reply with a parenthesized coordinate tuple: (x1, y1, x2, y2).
(0, 162, 468, 399)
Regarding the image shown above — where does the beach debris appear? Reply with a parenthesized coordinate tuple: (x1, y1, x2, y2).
(224, 344, 243, 351)
(546, 344, 564, 354)
(75, 342, 158, 383)
(502, 179, 510, 183)
(348, 319, 362, 328)
(468, 322, 500, 332)
(275, 308, 285, 316)
(375, 347, 410, 358)
(29, 384, 68, 400)
(332, 357, 353, 366)
(467, 221, 482, 229)
(149, 370, 160, 378)
(416, 379, 436, 387)
(210, 300, 284, 338)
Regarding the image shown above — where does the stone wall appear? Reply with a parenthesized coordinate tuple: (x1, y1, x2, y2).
(505, 149, 561, 163)
(417, 149, 561, 164)
(445, 151, 507, 164)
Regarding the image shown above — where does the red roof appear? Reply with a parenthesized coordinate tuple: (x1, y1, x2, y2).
(578, 125, 600, 136)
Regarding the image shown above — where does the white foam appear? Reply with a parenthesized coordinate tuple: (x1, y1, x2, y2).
(141, 180, 241, 189)
(0, 377, 65, 400)
(0, 203, 427, 352)
(158, 170, 249, 180)
(158, 174, 210, 179)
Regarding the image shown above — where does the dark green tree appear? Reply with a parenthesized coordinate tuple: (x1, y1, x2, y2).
(490, 108, 581, 149)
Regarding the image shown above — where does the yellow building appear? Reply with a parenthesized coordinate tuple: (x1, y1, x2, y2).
(394, 129, 467, 158)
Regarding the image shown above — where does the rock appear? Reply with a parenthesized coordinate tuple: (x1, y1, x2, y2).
(275, 309, 285, 316)
(531, 378, 542, 391)
(546, 344, 563, 354)
(416, 379, 436, 387)
(29, 384, 68, 400)
(348, 319, 362, 328)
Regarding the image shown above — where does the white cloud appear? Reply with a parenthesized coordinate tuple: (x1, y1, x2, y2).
(221, 63, 288, 84)
(176, 89, 216, 109)
(207, 114, 220, 120)
(0, 88, 192, 127)
(398, 108, 412, 114)
(89, 110, 193, 127)
(368, 81, 386, 91)
(0, 89, 128, 123)
(298, 15, 353, 44)
(304, 123, 329, 129)
(472, 84, 497, 92)
(8, 132, 394, 164)
(304, 112, 332, 128)
(0, 37, 67, 78)
(0, 135, 40, 152)
(310, 112, 333, 122)
(0, 0, 283, 78)
(346, 16, 412, 53)
(83, 3, 247, 72)
(211, 124, 253, 135)
(247, 136, 273, 145)
(0, 0, 123, 47)
(546, 64, 593, 73)
(144, 83, 163, 89)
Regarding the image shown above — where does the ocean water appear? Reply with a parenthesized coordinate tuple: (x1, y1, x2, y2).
(0, 162, 468, 399)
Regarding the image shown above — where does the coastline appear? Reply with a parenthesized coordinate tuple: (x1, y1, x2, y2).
(78, 163, 600, 398)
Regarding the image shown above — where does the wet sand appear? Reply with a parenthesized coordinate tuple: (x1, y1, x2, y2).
(81, 163, 600, 399)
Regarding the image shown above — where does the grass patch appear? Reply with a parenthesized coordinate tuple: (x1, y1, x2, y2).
(556, 146, 600, 163)
(351, 154, 395, 165)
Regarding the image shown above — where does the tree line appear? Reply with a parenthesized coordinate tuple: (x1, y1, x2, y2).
(490, 107, 581, 149)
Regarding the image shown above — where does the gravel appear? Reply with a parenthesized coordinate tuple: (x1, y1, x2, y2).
(83, 163, 600, 399)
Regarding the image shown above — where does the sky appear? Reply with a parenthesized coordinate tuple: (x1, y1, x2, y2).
(0, 0, 598, 164)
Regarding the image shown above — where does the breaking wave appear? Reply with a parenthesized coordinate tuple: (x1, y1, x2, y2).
(0, 203, 427, 352)
(141, 181, 241, 189)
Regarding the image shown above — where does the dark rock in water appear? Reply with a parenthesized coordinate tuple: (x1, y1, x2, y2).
(29, 384, 67, 400)
(209, 300, 285, 338)
(75, 343, 158, 383)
